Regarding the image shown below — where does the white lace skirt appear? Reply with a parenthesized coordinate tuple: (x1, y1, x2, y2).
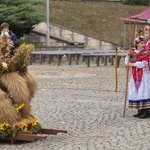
(128, 72, 150, 109)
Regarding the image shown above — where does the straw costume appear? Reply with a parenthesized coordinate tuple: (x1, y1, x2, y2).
(0, 30, 41, 139)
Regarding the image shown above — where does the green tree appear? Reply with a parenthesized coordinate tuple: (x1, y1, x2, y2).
(123, 0, 149, 6)
(0, 0, 45, 37)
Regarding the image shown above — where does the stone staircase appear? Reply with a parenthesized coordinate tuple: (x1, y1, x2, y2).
(24, 22, 119, 50)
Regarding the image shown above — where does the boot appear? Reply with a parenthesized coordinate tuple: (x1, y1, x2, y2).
(138, 109, 150, 119)
(133, 109, 144, 117)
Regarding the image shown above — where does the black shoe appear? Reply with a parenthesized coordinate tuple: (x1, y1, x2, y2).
(138, 109, 150, 119)
(133, 109, 144, 117)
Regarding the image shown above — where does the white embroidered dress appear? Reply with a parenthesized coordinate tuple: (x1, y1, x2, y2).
(125, 49, 150, 109)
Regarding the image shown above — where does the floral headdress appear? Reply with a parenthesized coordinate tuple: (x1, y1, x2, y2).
(134, 29, 144, 46)
(144, 26, 150, 33)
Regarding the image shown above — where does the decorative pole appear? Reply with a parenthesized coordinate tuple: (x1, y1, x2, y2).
(123, 22, 136, 118)
(115, 47, 127, 93)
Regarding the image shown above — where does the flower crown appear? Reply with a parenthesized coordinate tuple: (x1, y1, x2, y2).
(134, 29, 144, 45)
(144, 26, 150, 32)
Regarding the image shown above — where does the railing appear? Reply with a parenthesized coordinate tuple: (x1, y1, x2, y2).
(30, 49, 127, 67)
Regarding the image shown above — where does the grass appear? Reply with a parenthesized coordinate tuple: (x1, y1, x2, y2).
(44, 1, 149, 47)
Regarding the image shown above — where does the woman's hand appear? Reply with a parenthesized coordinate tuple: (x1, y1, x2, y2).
(127, 62, 134, 67)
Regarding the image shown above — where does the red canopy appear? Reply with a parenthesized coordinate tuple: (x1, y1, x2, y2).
(124, 8, 150, 24)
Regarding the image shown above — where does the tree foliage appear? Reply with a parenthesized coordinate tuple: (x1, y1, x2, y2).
(0, 0, 45, 37)
(123, 0, 149, 6)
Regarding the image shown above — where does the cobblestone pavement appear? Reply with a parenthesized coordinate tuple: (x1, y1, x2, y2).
(1, 62, 150, 150)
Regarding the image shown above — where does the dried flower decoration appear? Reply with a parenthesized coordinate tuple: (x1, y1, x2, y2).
(0, 119, 41, 139)
(14, 103, 25, 112)
(1, 62, 8, 70)
(0, 34, 35, 74)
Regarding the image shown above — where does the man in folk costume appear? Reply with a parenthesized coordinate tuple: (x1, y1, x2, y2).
(125, 29, 150, 119)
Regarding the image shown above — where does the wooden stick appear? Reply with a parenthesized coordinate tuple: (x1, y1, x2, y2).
(41, 128, 67, 135)
(123, 23, 136, 118)
(116, 47, 127, 56)
(123, 67, 129, 118)
(115, 47, 127, 93)
(115, 48, 118, 93)
(120, 17, 147, 24)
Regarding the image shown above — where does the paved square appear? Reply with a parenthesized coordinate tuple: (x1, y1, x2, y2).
(1, 64, 150, 150)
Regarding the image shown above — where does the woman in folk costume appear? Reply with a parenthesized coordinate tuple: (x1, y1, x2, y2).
(125, 30, 150, 119)
(0, 27, 41, 139)
(144, 25, 150, 51)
